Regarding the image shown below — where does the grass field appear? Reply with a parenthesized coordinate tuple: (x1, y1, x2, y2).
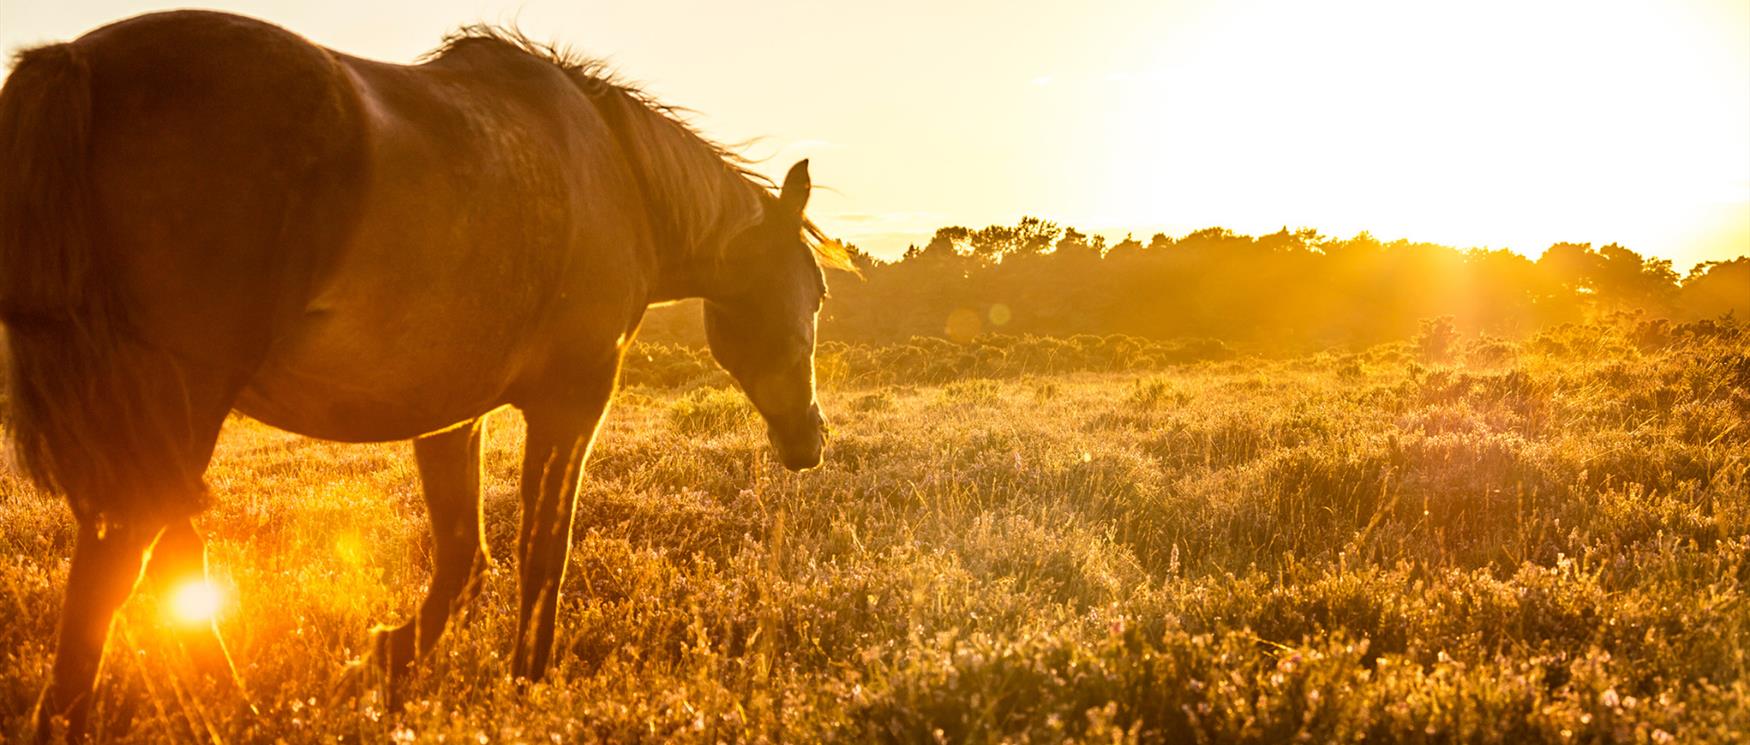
(3, 321, 1747, 743)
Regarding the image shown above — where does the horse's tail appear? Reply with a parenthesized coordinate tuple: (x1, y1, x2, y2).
(0, 44, 99, 315)
(0, 44, 198, 521)
(0, 43, 110, 501)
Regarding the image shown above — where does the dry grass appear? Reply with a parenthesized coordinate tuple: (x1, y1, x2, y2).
(2, 321, 1747, 743)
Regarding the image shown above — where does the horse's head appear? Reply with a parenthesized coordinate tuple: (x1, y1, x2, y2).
(705, 160, 831, 471)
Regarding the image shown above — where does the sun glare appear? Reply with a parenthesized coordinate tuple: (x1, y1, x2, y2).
(1096, 0, 1749, 265)
(169, 580, 221, 626)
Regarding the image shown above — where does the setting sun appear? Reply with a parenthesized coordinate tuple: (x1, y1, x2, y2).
(1092, 0, 1750, 266)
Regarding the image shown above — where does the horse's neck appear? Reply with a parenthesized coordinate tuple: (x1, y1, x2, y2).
(635, 179, 762, 306)
(586, 89, 763, 307)
(645, 242, 712, 304)
(639, 204, 754, 305)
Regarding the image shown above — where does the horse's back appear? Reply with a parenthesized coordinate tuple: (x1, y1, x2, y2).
(75, 10, 370, 367)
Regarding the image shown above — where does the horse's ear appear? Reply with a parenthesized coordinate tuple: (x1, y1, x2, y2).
(779, 159, 810, 216)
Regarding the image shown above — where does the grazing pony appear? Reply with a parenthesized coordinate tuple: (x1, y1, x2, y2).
(0, 10, 846, 739)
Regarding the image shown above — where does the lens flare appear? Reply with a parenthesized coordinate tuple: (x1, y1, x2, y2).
(170, 579, 220, 625)
(945, 307, 981, 343)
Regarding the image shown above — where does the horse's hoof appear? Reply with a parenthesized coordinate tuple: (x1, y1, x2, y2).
(31, 690, 84, 745)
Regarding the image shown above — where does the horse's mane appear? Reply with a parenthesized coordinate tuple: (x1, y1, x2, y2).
(427, 27, 854, 274)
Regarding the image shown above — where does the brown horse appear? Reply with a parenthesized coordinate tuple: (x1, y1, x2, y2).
(0, 10, 847, 740)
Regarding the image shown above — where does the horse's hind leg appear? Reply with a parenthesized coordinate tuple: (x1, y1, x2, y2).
(30, 361, 237, 742)
(34, 520, 163, 742)
(373, 417, 489, 684)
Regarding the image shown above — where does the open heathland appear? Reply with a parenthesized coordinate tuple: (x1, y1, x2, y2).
(3, 320, 1747, 742)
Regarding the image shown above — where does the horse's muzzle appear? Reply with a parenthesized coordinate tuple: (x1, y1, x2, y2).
(768, 404, 827, 472)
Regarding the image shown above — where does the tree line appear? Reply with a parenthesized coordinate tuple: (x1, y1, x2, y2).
(641, 217, 1750, 352)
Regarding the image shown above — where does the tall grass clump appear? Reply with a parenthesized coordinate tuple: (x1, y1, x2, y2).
(666, 386, 754, 436)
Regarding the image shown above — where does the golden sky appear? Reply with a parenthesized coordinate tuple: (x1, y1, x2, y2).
(4, 0, 1747, 269)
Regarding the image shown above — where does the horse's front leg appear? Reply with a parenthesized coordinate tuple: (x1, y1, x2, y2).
(373, 417, 489, 688)
(34, 519, 162, 742)
(510, 359, 618, 681)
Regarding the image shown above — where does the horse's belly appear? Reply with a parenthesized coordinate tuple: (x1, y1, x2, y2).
(235, 311, 522, 442)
